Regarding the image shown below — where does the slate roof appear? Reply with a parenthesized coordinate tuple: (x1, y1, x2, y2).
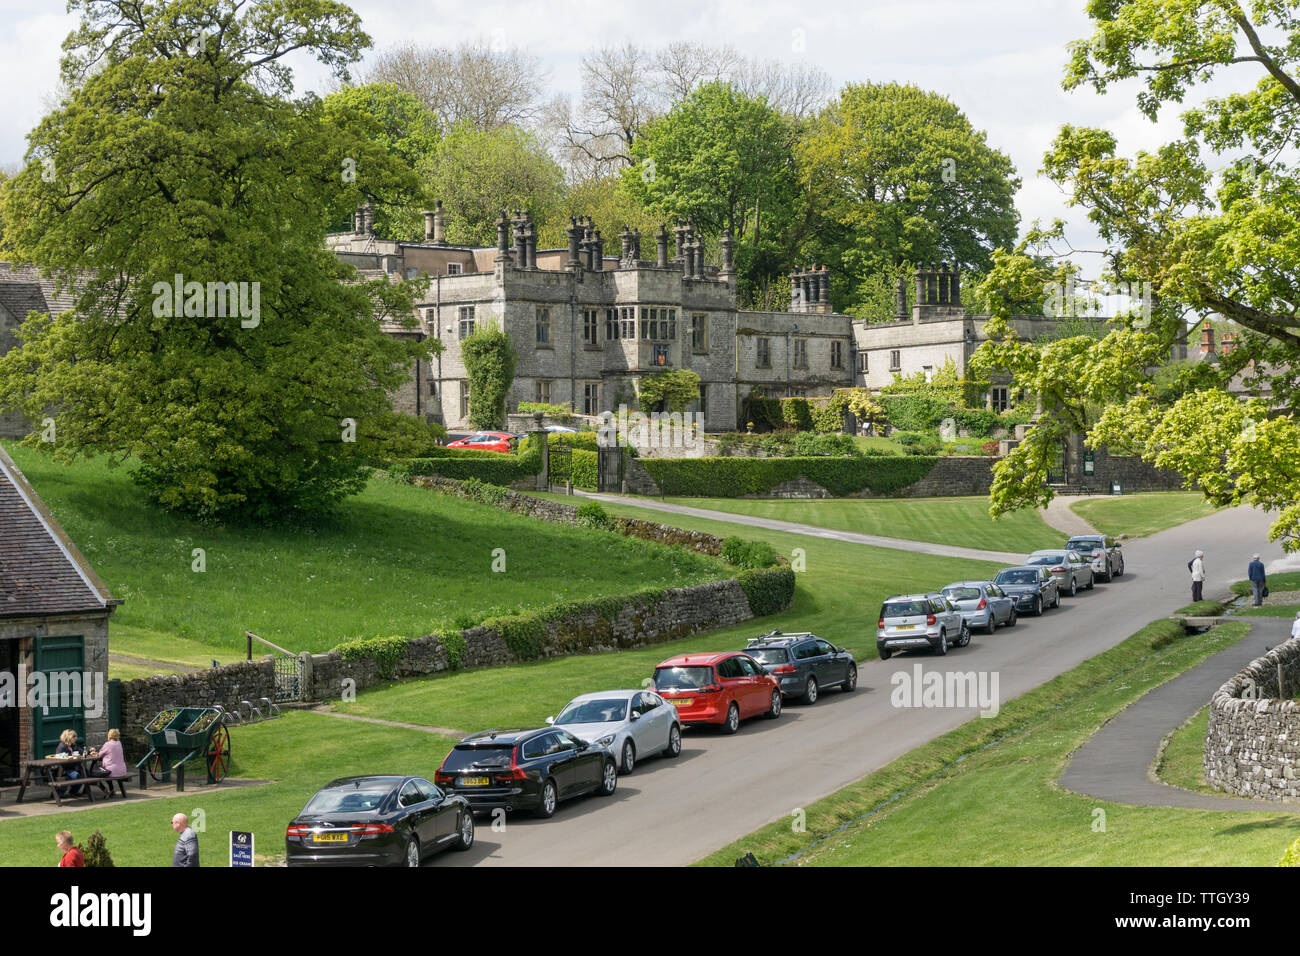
(0, 445, 119, 620)
(0, 262, 81, 317)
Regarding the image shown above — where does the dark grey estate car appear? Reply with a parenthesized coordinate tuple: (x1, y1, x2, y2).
(744, 631, 857, 704)
(1066, 535, 1125, 581)
(992, 566, 1060, 616)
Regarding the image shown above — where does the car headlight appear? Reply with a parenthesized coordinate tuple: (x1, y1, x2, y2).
(597, 735, 616, 747)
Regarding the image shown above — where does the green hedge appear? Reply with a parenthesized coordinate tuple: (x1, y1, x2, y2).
(641, 455, 939, 497)
(720, 536, 780, 569)
(393, 442, 542, 485)
(570, 449, 598, 490)
(335, 635, 410, 680)
(780, 398, 814, 431)
(738, 567, 796, 616)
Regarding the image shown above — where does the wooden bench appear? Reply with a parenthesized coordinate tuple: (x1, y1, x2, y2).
(46, 776, 96, 806)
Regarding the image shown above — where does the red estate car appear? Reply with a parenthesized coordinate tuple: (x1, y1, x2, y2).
(445, 432, 519, 454)
(651, 652, 782, 734)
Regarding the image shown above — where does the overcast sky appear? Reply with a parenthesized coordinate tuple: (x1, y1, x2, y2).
(0, 0, 1234, 276)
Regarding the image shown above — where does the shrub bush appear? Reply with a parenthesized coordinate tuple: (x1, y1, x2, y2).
(437, 630, 467, 670)
(953, 407, 1001, 437)
(737, 566, 796, 616)
(790, 432, 859, 457)
(570, 449, 599, 490)
(982, 440, 1001, 457)
(576, 500, 612, 529)
(1280, 836, 1300, 867)
(335, 635, 410, 680)
(641, 456, 938, 497)
(878, 392, 952, 432)
(82, 830, 114, 868)
(396, 441, 542, 485)
(780, 397, 814, 431)
(518, 402, 574, 423)
(720, 536, 780, 569)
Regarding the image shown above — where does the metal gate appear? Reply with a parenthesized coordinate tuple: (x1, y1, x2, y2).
(1045, 441, 1066, 484)
(273, 654, 301, 702)
(597, 447, 623, 492)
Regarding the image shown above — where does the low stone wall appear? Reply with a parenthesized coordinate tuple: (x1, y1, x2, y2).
(118, 660, 276, 752)
(302, 577, 754, 702)
(1205, 637, 1300, 802)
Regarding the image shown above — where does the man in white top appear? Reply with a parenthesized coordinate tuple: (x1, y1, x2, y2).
(1190, 550, 1206, 602)
(1292, 611, 1300, 641)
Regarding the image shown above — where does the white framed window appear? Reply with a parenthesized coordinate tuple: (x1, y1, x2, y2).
(583, 381, 600, 415)
(830, 341, 844, 369)
(458, 306, 475, 339)
(691, 313, 708, 351)
(459, 385, 469, 420)
(447, 262, 463, 275)
(857, 351, 868, 373)
(793, 338, 808, 369)
(535, 380, 552, 404)
(991, 386, 1010, 412)
(889, 349, 901, 371)
(757, 337, 771, 368)
(583, 309, 599, 346)
(536, 307, 551, 345)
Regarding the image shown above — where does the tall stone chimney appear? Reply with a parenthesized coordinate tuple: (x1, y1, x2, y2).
(432, 200, 446, 245)
(593, 229, 604, 271)
(655, 225, 669, 268)
(424, 209, 436, 242)
(719, 229, 735, 280)
(912, 262, 963, 321)
(630, 227, 642, 262)
(496, 209, 510, 260)
(566, 216, 581, 270)
(1199, 320, 1216, 357)
(524, 213, 536, 269)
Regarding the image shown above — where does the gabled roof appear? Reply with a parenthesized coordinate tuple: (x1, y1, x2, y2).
(0, 262, 80, 317)
(0, 445, 119, 619)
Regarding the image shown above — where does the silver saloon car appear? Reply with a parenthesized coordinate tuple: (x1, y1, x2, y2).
(548, 689, 682, 775)
(1025, 549, 1095, 597)
(940, 581, 1017, 634)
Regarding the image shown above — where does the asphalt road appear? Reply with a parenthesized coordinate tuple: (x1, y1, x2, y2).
(442, 503, 1286, 867)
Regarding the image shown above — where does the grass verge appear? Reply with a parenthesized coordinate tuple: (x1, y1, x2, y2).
(1069, 492, 1219, 538)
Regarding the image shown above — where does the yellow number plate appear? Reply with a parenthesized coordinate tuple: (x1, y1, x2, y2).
(895, 624, 916, 630)
(458, 776, 490, 787)
(313, 833, 347, 843)
(670, 698, 692, 707)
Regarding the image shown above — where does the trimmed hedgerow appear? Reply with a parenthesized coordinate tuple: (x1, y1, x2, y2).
(394, 441, 543, 485)
(640, 455, 939, 497)
(737, 567, 796, 616)
(720, 536, 780, 569)
(570, 449, 599, 490)
(780, 397, 814, 431)
(336, 635, 410, 680)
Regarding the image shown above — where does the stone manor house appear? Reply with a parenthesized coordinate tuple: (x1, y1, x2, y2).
(327, 202, 1071, 432)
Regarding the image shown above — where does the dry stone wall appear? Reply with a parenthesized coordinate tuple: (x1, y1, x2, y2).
(1205, 637, 1300, 802)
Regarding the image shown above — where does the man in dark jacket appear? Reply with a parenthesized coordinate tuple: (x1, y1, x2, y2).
(1248, 554, 1267, 606)
(171, 812, 199, 867)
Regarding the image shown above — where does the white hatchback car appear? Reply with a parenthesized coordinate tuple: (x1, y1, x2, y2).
(547, 689, 682, 774)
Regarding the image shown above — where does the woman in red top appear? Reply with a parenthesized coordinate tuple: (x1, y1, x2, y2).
(56, 831, 84, 867)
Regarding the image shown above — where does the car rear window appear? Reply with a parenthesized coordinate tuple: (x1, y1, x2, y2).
(746, 647, 790, 664)
(442, 744, 514, 771)
(881, 600, 929, 617)
(1066, 539, 1101, 550)
(654, 665, 715, 690)
(303, 784, 393, 813)
(1026, 554, 1064, 565)
(556, 699, 627, 724)
(996, 570, 1037, 585)
(941, 587, 982, 601)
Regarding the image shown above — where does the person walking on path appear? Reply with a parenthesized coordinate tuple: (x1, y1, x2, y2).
(56, 831, 84, 868)
(1248, 554, 1268, 606)
(171, 812, 199, 867)
(1190, 550, 1206, 602)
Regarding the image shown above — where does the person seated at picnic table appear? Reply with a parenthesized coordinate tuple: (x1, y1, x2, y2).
(55, 729, 85, 796)
(87, 728, 125, 793)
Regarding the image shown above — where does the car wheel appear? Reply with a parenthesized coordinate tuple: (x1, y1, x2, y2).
(986, 614, 997, 635)
(1033, 596, 1043, 617)
(765, 689, 782, 718)
(721, 702, 741, 735)
(1007, 608, 1017, 628)
(598, 760, 618, 796)
(620, 739, 635, 775)
(1086, 571, 1095, 590)
(453, 810, 474, 851)
(1069, 577, 1077, 597)
(534, 779, 557, 818)
(663, 723, 682, 757)
(804, 676, 819, 705)
(842, 664, 857, 692)
(879, 648, 892, 661)
(403, 835, 421, 868)
(1117, 558, 1125, 577)
(936, 630, 948, 656)
(960, 622, 971, 647)
(1102, 563, 1113, 583)
(1053, 589, 1061, 608)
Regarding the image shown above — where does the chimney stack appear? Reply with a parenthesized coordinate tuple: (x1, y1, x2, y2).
(566, 216, 581, 270)
(655, 225, 669, 268)
(719, 230, 735, 279)
(432, 200, 446, 245)
(496, 209, 510, 260)
(1200, 320, 1216, 357)
(424, 209, 436, 242)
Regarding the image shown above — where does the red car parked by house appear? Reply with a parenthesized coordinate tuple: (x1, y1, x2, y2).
(651, 652, 782, 734)
(445, 432, 520, 454)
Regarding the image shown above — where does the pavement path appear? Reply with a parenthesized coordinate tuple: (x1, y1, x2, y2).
(1042, 495, 1099, 537)
(1059, 616, 1300, 813)
(442, 501, 1288, 867)
(573, 490, 1028, 564)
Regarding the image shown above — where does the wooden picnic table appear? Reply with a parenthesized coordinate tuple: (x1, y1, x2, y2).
(15, 755, 108, 806)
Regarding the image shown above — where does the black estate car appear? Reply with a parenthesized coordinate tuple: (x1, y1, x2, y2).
(286, 775, 474, 867)
(436, 727, 618, 818)
(744, 630, 857, 703)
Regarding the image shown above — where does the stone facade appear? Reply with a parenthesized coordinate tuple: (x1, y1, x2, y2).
(1205, 637, 1300, 802)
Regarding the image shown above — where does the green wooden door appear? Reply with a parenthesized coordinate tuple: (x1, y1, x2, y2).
(32, 635, 85, 755)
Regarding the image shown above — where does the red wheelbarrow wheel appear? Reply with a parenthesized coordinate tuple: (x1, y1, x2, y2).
(206, 725, 231, 783)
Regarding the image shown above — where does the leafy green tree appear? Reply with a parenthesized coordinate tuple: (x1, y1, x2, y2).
(461, 321, 518, 429)
(624, 82, 798, 300)
(638, 369, 700, 413)
(797, 82, 1020, 318)
(422, 122, 565, 246)
(0, 0, 429, 521)
(322, 82, 440, 239)
(977, 0, 1300, 548)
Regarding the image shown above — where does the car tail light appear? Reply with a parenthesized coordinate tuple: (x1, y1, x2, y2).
(434, 771, 455, 784)
(494, 747, 527, 781)
(926, 614, 937, 625)
(1093, 550, 1104, 557)
(355, 823, 394, 837)
(699, 684, 722, 694)
(976, 598, 987, 610)
(1051, 566, 1065, 573)
(772, 665, 796, 674)
(877, 617, 884, 628)
(286, 824, 310, 838)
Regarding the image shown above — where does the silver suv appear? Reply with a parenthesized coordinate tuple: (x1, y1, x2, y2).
(1065, 535, 1124, 582)
(877, 592, 969, 660)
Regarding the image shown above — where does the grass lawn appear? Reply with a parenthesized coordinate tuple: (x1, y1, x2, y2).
(611, 494, 1062, 554)
(337, 497, 1006, 731)
(1156, 706, 1212, 794)
(0, 711, 459, 866)
(6, 443, 726, 656)
(698, 618, 1300, 866)
(1070, 492, 1219, 538)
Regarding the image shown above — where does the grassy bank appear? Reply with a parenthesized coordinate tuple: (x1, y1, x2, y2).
(697, 618, 1300, 866)
(1070, 492, 1219, 538)
(7, 444, 726, 655)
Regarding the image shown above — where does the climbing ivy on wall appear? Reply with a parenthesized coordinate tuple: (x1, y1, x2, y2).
(461, 320, 518, 429)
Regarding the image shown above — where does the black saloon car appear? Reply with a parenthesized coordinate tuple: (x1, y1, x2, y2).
(436, 727, 618, 818)
(992, 565, 1061, 616)
(743, 630, 857, 703)
(286, 775, 474, 867)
